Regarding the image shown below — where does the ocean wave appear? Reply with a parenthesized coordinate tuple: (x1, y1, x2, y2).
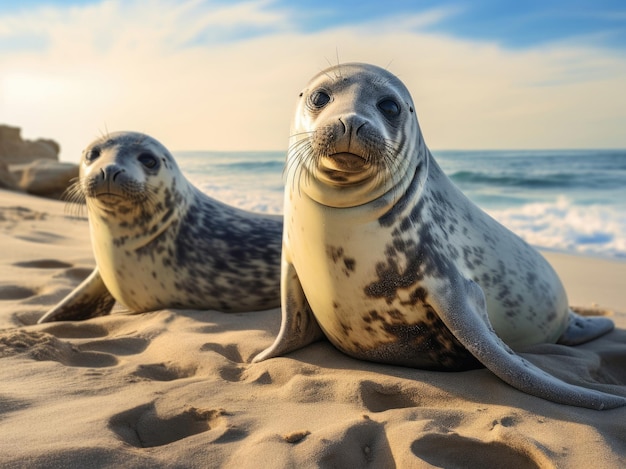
(449, 170, 622, 191)
(211, 160, 284, 173)
(197, 186, 283, 215)
(487, 197, 626, 258)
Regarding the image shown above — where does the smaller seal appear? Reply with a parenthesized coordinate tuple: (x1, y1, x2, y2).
(38, 132, 282, 323)
(253, 63, 625, 410)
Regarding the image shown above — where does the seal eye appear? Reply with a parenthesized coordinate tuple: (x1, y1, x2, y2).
(377, 99, 401, 118)
(85, 147, 101, 163)
(309, 90, 331, 109)
(138, 152, 159, 169)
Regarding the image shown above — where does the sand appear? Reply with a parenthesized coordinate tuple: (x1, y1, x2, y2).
(1, 188, 625, 468)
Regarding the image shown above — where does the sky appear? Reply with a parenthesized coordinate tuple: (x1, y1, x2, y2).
(1, 0, 625, 162)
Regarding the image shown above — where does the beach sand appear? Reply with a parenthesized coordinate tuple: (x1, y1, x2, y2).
(1, 188, 625, 468)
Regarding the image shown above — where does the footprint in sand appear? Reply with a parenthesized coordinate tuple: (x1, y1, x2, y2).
(109, 403, 243, 448)
(199, 342, 248, 382)
(132, 362, 197, 382)
(200, 342, 244, 363)
(39, 322, 109, 339)
(13, 259, 73, 269)
(410, 433, 552, 469)
(0, 330, 117, 367)
(15, 231, 67, 244)
(357, 380, 421, 413)
(9, 260, 92, 322)
(77, 336, 149, 356)
(0, 285, 38, 301)
(13, 258, 92, 288)
(312, 417, 394, 467)
(56, 267, 93, 283)
(0, 206, 46, 226)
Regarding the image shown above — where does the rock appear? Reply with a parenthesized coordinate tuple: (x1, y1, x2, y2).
(11, 160, 78, 199)
(0, 124, 60, 164)
(0, 161, 21, 191)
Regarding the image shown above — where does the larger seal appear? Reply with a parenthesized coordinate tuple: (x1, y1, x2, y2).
(38, 131, 282, 323)
(253, 63, 626, 410)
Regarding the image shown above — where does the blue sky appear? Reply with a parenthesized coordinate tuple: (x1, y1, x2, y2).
(4, 0, 625, 49)
(277, 0, 626, 50)
(1, 0, 625, 160)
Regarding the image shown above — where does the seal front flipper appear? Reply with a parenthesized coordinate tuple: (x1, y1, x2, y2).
(434, 278, 626, 410)
(253, 259, 323, 363)
(37, 268, 116, 323)
(557, 311, 614, 346)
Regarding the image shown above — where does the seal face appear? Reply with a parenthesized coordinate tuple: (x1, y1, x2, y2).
(254, 63, 625, 410)
(38, 131, 282, 323)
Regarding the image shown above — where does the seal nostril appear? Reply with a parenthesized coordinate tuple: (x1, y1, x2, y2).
(101, 166, 122, 181)
(338, 117, 347, 133)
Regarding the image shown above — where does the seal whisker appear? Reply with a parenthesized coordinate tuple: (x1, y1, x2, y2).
(62, 178, 87, 219)
(288, 139, 315, 196)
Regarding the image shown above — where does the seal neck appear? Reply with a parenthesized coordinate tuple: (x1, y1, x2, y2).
(295, 138, 428, 227)
(87, 177, 193, 250)
(377, 142, 430, 228)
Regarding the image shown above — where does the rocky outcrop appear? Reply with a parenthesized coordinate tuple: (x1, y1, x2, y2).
(0, 124, 60, 164)
(0, 124, 78, 199)
(0, 162, 21, 191)
(11, 160, 78, 199)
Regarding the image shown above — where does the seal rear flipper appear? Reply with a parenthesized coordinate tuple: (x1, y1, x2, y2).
(557, 311, 614, 346)
(253, 260, 324, 363)
(434, 278, 626, 410)
(37, 268, 116, 323)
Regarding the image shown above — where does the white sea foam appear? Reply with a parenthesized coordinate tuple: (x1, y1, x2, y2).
(196, 184, 284, 215)
(488, 197, 626, 258)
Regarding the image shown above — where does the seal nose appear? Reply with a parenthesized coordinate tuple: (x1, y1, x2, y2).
(337, 114, 367, 153)
(338, 114, 367, 137)
(100, 165, 124, 182)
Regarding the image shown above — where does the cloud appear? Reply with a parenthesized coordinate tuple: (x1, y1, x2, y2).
(1, 0, 625, 162)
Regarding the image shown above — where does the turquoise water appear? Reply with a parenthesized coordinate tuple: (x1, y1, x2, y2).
(174, 149, 626, 259)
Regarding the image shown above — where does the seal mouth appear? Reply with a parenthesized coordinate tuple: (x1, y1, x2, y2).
(316, 153, 374, 185)
(95, 192, 123, 197)
(321, 153, 369, 173)
(92, 191, 126, 205)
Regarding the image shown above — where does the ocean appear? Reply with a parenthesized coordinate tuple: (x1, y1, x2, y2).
(174, 149, 626, 260)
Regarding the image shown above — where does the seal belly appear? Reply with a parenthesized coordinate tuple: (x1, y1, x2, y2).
(287, 198, 479, 370)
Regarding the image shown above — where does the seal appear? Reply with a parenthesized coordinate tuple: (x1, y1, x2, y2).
(253, 63, 626, 410)
(38, 131, 282, 323)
